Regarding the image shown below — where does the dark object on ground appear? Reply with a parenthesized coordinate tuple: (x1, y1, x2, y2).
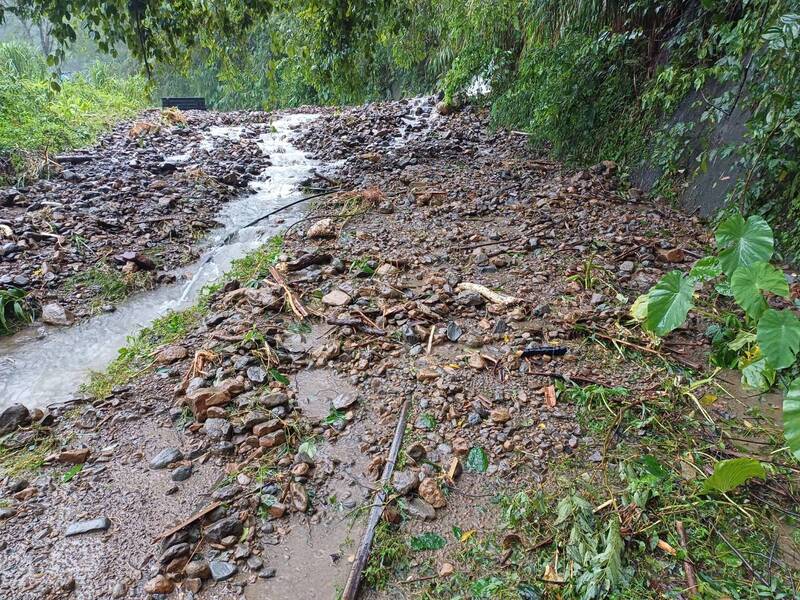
(161, 97, 206, 111)
(522, 345, 569, 357)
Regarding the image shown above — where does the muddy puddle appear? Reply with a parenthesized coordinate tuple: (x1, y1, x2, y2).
(244, 368, 369, 599)
(0, 114, 320, 412)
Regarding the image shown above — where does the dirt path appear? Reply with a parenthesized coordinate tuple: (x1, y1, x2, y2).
(2, 98, 796, 599)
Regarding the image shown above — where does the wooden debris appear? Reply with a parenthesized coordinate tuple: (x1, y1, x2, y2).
(456, 282, 520, 306)
(342, 396, 412, 600)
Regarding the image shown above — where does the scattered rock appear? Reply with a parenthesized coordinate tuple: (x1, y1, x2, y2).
(65, 516, 111, 537)
(41, 302, 75, 326)
(392, 470, 419, 495)
(171, 464, 193, 482)
(56, 448, 90, 464)
(418, 478, 447, 509)
(402, 497, 436, 521)
(0, 404, 31, 435)
(149, 447, 183, 469)
(307, 218, 334, 238)
(144, 575, 174, 594)
(185, 560, 211, 580)
(155, 345, 188, 365)
(322, 289, 351, 306)
(209, 560, 238, 582)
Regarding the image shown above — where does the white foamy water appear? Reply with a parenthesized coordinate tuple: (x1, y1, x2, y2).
(0, 114, 319, 410)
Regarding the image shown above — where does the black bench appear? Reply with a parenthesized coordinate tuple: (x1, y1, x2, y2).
(161, 97, 207, 111)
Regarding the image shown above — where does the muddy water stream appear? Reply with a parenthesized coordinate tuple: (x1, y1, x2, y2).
(0, 113, 320, 411)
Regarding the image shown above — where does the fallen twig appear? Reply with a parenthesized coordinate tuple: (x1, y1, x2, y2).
(154, 501, 222, 542)
(326, 316, 386, 337)
(456, 282, 520, 306)
(270, 266, 311, 319)
(454, 236, 523, 251)
(716, 528, 769, 586)
(592, 330, 702, 370)
(676, 521, 698, 597)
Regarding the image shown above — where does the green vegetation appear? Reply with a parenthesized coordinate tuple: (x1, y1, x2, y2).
(0, 430, 56, 478)
(81, 235, 284, 398)
(0, 287, 34, 334)
(65, 263, 155, 311)
(364, 521, 410, 590)
(634, 213, 800, 460)
(0, 41, 148, 183)
(82, 307, 201, 399)
(400, 366, 798, 600)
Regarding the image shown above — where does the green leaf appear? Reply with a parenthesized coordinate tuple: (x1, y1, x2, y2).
(715, 214, 774, 277)
(645, 271, 695, 336)
(298, 440, 317, 459)
(629, 294, 648, 322)
(783, 378, 800, 461)
(714, 281, 734, 297)
(639, 455, 668, 478)
(740, 357, 776, 392)
(418, 413, 437, 430)
(465, 447, 489, 473)
(757, 309, 800, 369)
(409, 532, 446, 551)
(727, 331, 756, 351)
(730, 262, 789, 319)
(702, 458, 765, 494)
(62, 463, 83, 483)
(471, 577, 503, 598)
(689, 256, 722, 282)
(268, 368, 289, 385)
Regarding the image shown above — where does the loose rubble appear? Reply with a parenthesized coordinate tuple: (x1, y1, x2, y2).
(0, 109, 281, 321)
(0, 97, 713, 599)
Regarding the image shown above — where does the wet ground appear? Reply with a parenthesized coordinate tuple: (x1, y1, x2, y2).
(1, 98, 798, 600)
(0, 113, 319, 411)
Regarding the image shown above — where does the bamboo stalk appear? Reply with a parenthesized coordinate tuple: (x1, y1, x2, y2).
(342, 395, 412, 600)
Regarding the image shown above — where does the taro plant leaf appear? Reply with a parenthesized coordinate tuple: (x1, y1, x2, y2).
(714, 281, 734, 297)
(702, 458, 766, 494)
(730, 262, 789, 319)
(740, 356, 776, 392)
(783, 378, 800, 461)
(645, 271, 695, 336)
(409, 532, 446, 551)
(727, 331, 756, 351)
(715, 214, 774, 277)
(689, 256, 722, 282)
(465, 447, 489, 473)
(757, 309, 800, 369)
(629, 294, 648, 322)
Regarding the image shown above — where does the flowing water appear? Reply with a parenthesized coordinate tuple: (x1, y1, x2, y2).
(0, 113, 320, 411)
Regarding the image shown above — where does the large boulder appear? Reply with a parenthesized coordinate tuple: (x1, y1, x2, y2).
(0, 404, 31, 435)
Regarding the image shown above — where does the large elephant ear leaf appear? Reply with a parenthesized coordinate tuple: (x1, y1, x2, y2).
(715, 214, 774, 277)
(645, 271, 695, 336)
(784, 378, 800, 461)
(730, 262, 790, 319)
(757, 309, 800, 369)
(702, 458, 766, 494)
